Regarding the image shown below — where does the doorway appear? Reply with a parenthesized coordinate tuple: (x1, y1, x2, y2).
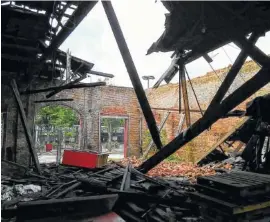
(100, 116, 128, 159)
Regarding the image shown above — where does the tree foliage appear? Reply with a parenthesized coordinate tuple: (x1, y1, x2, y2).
(35, 105, 79, 128)
(101, 118, 124, 131)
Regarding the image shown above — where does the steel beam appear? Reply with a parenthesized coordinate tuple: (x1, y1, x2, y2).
(203, 33, 260, 117)
(139, 67, 270, 173)
(102, 1, 162, 150)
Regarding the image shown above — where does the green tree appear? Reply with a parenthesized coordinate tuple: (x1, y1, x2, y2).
(35, 105, 79, 128)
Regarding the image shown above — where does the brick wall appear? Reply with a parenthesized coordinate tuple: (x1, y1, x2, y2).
(144, 60, 270, 162)
(89, 86, 141, 157)
(1, 81, 142, 166)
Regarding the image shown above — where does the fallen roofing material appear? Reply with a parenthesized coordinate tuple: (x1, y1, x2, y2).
(2, 158, 270, 221)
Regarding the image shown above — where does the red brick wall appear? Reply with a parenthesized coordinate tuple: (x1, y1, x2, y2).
(90, 86, 141, 157)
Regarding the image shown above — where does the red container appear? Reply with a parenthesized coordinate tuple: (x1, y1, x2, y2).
(45, 143, 53, 152)
(62, 150, 109, 169)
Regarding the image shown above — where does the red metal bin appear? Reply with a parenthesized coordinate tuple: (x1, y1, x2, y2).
(45, 143, 53, 152)
(62, 150, 109, 169)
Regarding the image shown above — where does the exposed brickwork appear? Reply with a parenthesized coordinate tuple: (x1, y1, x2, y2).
(145, 60, 270, 162)
(2, 81, 141, 165)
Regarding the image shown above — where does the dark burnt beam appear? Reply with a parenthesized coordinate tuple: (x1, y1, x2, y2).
(2, 54, 37, 63)
(10, 79, 41, 174)
(89, 70, 114, 78)
(102, 1, 162, 150)
(203, 32, 260, 117)
(234, 36, 270, 68)
(1, 43, 40, 52)
(153, 55, 179, 88)
(179, 61, 191, 126)
(34, 99, 73, 103)
(21, 82, 106, 95)
(45, 75, 86, 98)
(44, 1, 97, 59)
(139, 67, 270, 173)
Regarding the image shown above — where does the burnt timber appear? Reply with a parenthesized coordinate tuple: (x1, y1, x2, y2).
(139, 2, 270, 172)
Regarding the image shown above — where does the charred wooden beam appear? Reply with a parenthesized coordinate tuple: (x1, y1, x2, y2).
(45, 75, 86, 98)
(34, 99, 73, 103)
(204, 33, 260, 117)
(44, 1, 97, 59)
(234, 35, 270, 68)
(1, 43, 40, 52)
(139, 67, 270, 173)
(179, 61, 191, 127)
(21, 82, 106, 95)
(16, 194, 118, 220)
(89, 70, 115, 78)
(10, 79, 41, 174)
(102, 1, 162, 150)
(153, 55, 179, 88)
(1, 54, 37, 63)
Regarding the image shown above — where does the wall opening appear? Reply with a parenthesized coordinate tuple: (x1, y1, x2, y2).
(100, 116, 129, 159)
(34, 105, 81, 163)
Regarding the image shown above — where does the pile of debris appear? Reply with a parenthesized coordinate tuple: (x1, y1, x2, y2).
(120, 157, 232, 182)
(2, 160, 201, 222)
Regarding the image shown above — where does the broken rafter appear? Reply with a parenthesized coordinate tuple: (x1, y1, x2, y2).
(44, 1, 98, 59)
(45, 74, 86, 98)
(89, 70, 115, 78)
(21, 82, 106, 95)
(34, 99, 73, 103)
(139, 67, 270, 173)
(10, 79, 41, 174)
(203, 32, 260, 117)
(102, 1, 162, 150)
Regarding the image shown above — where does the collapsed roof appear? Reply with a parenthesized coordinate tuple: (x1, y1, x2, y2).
(147, 2, 270, 63)
(1, 1, 97, 83)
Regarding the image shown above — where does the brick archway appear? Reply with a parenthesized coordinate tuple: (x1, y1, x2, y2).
(34, 102, 85, 150)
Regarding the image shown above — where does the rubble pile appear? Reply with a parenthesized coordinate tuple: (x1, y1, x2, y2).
(1, 161, 202, 222)
(120, 157, 232, 182)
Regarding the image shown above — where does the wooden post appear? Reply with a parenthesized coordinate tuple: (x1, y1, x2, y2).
(10, 79, 41, 174)
(179, 62, 191, 127)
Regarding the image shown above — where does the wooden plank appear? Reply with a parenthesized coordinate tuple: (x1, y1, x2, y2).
(10, 79, 41, 174)
(195, 117, 250, 164)
(142, 112, 171, 159)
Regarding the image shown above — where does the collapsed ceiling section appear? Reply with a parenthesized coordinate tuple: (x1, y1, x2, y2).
(1, 1, 97, 83)
(148, 1, 270, 88)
